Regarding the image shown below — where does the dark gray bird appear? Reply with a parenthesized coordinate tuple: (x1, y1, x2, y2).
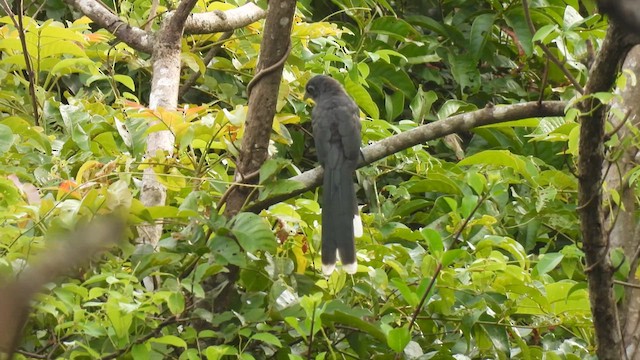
(305, 75, 362, 275)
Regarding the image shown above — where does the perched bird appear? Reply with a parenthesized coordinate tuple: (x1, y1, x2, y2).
(305, 75, 362, 275)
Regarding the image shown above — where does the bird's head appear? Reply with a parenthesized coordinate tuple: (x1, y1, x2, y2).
(304, 75, 344, 101)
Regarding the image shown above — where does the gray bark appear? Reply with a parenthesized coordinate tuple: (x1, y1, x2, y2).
(608, 45, 640, 360)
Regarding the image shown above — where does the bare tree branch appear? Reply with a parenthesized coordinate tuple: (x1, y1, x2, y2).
(245, 100, 567, 212)
(184, 3, 266, 34)
(64, 0, 153, 52)
(64, 0, 265, 54)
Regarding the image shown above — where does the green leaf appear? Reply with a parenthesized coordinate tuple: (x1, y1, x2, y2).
(205, 345, 237, 360)
(386, 326, 411, 353)
(284, 317, 307, 341)
(131, 344, 150, 360)
(105, 298, 132, 342)
(441, 249, 465, 267)
(147, 205, 180, 219)
(504, 8, 533, 56)
(368, 62, 416, 98)
(391, 278, 418, 307)
(322, 311, 386, 343)
(372, 49, 407, 63)
(469, 14, 495, 61)
(114, 74, 136, 91)
(344, 76, 379, 119)
(420, 228, 443, 255)
(50, 57, 99, 75)
(369, 16, 418, 40)
(532, 24, 559, 44)
(410, 89, 437, 122)
(167, 292, 185, 315)
(459, 150, 534, 182)
(259, 158, 290, 183)
(447, 52, 480, 92)
(251, 332, 283, 347)
(480, 319, 510, 355)
(405, 15, 466, 46)
(59, 104, 90, 151)
(209, 235, 246, 266)
(231, 212, 276, 253)
(258, 179, 306, 201)
(149, 335, 187, 348)
(0, 124, 14, 154)
(384, 90, 404, 121)
(466, 172, 486, 195)
(407, 176, 462, 195)
(477, 236, 528, 269)
(437, 99, 477, 119)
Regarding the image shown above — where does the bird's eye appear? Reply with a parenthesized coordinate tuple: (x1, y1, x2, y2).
(306, 84, 315, 94)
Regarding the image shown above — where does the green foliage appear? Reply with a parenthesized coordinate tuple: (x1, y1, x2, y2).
(0, 0, 608, 358)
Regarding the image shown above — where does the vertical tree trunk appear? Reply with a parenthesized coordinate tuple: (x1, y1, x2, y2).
(202, 0, 296, 315)
(607, 44, 640, 359)
(138, 0, 198, 248)
(578, 22, 638, 360)
(223, 0, 296, 217)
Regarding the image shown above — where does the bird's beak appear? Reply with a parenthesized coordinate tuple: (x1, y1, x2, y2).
(303, 92, 309, 100)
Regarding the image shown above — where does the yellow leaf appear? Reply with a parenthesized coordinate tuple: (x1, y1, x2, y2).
(76, 160, 102, 184)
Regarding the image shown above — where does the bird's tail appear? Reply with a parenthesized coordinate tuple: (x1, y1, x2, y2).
(321, 166, 357, 275)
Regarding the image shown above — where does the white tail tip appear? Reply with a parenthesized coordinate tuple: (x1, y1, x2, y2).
(343, 261, 358, 274)
(322, 263, 336, 275)
(353, 214, 363, 238)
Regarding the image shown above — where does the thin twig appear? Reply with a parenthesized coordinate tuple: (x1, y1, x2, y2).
(406, 262, 442, 334)
(453, 191, 490, 242)
(538, 58, 549, 105)
(605, 109, 632, 140)
(613, 280, 640, 289)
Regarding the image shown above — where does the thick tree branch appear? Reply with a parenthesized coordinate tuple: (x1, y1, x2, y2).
(169, 0, 198, 31)
(577, 21, 640, 360)
(184, 3, 266, 34)
(246, 100, 567, 212)
(64, 0, 265, 54)
(64, 0, 153, 52)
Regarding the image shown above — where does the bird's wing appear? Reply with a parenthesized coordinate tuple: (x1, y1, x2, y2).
(311, 107, 331, 166)
(336, 102, 362, 165)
